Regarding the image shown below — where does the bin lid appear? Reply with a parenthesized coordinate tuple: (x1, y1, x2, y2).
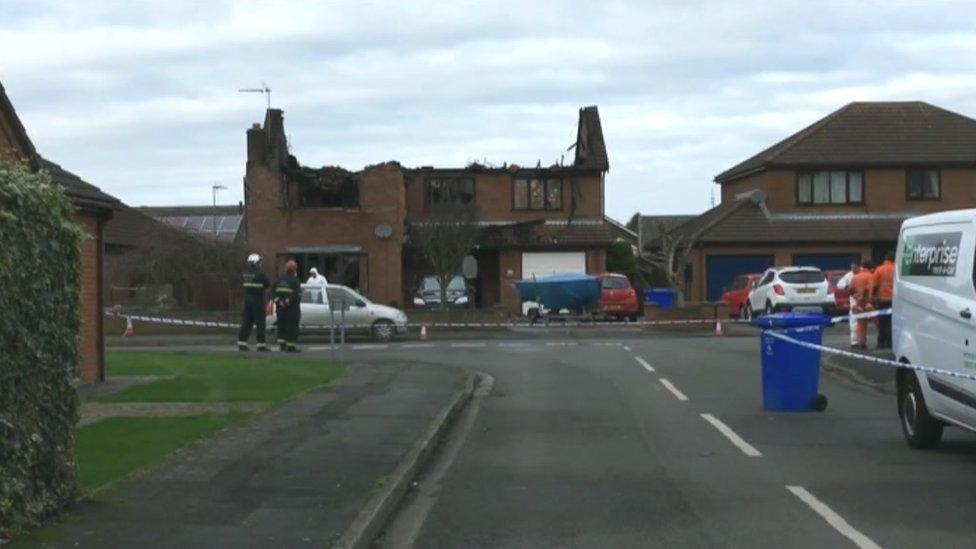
(750, 312, 831, 329)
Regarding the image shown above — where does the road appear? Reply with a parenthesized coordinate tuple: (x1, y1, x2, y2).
(314, 332, 976, 548)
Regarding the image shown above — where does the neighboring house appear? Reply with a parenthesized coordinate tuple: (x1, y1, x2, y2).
(103, 204, 169, 304)
(637, 215, 696, 252)
(139, 205, 244, 243)
(1, 81, 118, 382)
(605, 215, 639, 247)
(244, 106, 613, 312)
(674, 101, 976, 302)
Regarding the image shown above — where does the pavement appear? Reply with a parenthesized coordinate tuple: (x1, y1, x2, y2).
(20, 362, 466, 548)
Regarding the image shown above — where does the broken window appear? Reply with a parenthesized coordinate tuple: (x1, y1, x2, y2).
(513, 178, 562, 211)
(284, 159, 359, 208)
(427, 178, 474, 207)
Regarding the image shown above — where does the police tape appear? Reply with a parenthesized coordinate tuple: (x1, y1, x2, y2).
(764, 328, 976, 383)
(829, 308, 893, 324)
(106, 311, 747, 330)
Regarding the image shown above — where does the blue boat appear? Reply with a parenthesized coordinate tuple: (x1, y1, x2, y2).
(515, 273, 601, 313)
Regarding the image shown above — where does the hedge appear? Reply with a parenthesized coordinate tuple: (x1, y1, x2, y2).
(0, 162, 83, 537)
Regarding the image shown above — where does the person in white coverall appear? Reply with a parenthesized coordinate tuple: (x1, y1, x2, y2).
(836, 264, 859, 346)
(306, 267, 330, 308)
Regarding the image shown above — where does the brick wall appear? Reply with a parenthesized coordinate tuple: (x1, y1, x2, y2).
(74, 212, 104, 381)
(245, 160, 407, 306)
(405, 171, 604, 221)
(722, 168, 976, 213)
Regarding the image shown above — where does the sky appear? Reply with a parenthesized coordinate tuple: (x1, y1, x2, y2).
(3, 1, 976, 222)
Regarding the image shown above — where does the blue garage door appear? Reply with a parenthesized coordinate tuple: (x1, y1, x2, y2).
(792, 253, 861, 272)
(705, 255, 775, 301)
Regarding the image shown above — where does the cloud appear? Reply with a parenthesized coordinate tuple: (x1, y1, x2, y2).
(1, 0, 975, 221)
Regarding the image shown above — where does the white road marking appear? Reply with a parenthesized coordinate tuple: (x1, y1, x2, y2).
(307, 346, 333, 351)
(545, 342, 578, 347)
(786, 486, 881, 549)
(700, 413, 761, 457)
(352, 344, 389, 350)
(658, 378, 688, 401)
(622, 346, 631, 352)
(634, 356, 655, 373)
(403, 343, 434, 349)
(499, 342, 529, 347)
(451, 342, 486, 348)
(593, 342, 621, 347)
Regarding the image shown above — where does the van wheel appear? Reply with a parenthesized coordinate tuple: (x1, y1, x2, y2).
(372, 320, 395, 342)
(899, 372, 943, 449)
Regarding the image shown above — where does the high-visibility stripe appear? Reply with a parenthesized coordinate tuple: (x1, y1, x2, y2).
(275, 287, 294, 294)
(243, 283, 265, 288)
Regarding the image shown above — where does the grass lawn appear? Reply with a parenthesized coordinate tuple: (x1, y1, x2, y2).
(76, 414, 248, 491)
(93, 351, 346, 403)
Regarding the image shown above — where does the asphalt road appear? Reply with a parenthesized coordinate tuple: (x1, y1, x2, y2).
(307, 333, 976, 548)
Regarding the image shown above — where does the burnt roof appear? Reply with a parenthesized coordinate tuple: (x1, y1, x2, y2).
(574, 106, 609, 171)
(715, 101, 976, 183)
(41, 158, 119, 212)
(662, 191, 905, 246)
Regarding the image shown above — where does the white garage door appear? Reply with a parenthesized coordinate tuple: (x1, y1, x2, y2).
(521, 252, 586, 279)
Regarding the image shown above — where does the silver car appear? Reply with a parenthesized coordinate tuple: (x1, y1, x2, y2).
(267, 284, 408, 342)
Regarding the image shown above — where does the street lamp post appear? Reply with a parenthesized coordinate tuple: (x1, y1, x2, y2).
(212, 183, 227, 240)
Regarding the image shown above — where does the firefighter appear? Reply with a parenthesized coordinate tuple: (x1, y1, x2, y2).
(873, 251, 896, 349)
(237, 253, 270, 351)
(274, 260, 302, 352)
(850, 260, 875, 350)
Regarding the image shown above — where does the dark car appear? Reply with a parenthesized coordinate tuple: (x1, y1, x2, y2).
(413, 275, 473, 308)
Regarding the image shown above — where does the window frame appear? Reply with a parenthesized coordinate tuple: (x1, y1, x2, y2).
(905, 168, 941, 201)
(795, 170, 865, 206)
(425, 177, 476, 209)
(512, 177, 563, 211)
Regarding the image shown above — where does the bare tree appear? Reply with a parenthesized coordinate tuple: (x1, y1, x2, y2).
(408, 201, 481, 309)
(641, 221, 699, 307)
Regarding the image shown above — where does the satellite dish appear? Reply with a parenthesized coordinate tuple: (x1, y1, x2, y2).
(374, 223, 393, 239)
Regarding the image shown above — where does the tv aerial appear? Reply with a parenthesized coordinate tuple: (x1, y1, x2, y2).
(238, 81, 271, 109)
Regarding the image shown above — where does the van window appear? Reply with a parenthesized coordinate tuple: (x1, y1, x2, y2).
(780, 270, 824, 284)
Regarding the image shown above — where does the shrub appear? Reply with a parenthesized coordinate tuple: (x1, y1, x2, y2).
(0, 162, 83, 537)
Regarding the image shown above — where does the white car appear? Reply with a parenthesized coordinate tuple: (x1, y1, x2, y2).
(894, 209, 976, 449)
(746, 266, 834, 318)
(267, 284, 408, 342)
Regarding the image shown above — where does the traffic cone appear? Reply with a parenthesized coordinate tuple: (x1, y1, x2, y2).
(123, 317, 134, 337)
(714, 319, 723, 337)
(420, 324, 428, 342)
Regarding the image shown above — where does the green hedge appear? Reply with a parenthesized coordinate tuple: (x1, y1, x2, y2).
(0, 162, 83, 537)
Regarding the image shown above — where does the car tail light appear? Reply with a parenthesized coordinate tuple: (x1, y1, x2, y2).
(773, 284, 784, 296)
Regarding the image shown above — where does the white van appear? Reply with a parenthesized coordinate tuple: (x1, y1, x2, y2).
(894, 209, 976, 448)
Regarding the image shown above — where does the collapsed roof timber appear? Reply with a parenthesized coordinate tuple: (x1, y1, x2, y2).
(283, 158, 358, 208)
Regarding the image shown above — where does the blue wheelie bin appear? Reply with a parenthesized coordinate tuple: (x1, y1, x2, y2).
(751, 312, 831, 412)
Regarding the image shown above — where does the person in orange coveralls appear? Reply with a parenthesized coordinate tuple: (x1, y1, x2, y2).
(872, 252, 895, 349)
(850, 260, 875, 350)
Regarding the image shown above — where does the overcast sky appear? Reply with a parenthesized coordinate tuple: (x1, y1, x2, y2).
(3, 1, 976, 221)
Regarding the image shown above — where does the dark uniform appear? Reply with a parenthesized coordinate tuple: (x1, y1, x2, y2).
(273, 273, 302, 351)
(237, 265, 270, 350)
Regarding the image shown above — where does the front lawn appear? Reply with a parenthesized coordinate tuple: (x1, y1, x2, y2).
(93, 351, 346, 403)
(76, 414, 248, 491)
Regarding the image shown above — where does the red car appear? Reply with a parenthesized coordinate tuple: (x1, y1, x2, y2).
(597, 273, 639, 321)
(721, 273, 763, 319)
(823, 269, 850, 314)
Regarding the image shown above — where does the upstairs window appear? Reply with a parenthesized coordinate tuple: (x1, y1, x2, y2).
(427, 178, 474, 207)
(513, 178, 562, 211)
(907, 169, 940, 200)
(797, 171, 863, 205)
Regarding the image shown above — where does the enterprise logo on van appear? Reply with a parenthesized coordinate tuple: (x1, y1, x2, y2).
(900, 232, 962, 276)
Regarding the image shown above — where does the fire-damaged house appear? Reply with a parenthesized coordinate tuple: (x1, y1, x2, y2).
(243, 107, 614, 312)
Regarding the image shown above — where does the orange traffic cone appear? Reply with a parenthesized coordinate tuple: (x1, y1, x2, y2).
(420, 324, 428, 342)
(714, 319, 723, 337)
(123, 317, 134, 337)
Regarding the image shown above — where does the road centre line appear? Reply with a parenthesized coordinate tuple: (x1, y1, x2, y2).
(545, 342, 578, 347)
(786, 486, 881, 549)
(451, 342, 486, 348)
(634, 356, 655, 373)
(499, 342, 530, 347)
(622, 345, 631, 352)
(699, 413, 761, 457)
(352, 344, 389, 350)
(403, 343, 434, 349)
(658, 378, 688, 401)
